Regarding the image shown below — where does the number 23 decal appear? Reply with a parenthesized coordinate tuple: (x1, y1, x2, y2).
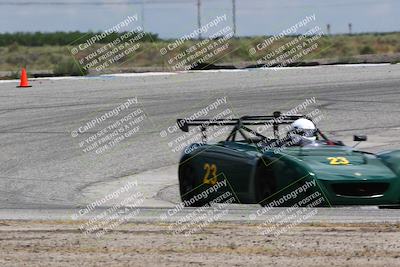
(203, 163, 218, 185)
(327, 157, 350, 165)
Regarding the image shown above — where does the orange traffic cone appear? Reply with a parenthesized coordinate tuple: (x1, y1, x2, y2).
(17, 68, 32, 88)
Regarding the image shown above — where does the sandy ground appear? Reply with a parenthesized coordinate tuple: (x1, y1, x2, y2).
(0, 221, 399, 267)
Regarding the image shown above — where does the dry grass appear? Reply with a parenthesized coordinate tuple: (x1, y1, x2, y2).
(1, 32, 400, 76)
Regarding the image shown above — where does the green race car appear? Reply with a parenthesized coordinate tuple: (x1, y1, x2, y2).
(177, 113, 400, 207)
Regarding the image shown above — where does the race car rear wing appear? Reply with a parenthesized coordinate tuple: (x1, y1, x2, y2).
(176, 111, 320, 142)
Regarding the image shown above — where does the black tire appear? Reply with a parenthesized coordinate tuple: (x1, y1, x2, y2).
(178, 164, 206, 207)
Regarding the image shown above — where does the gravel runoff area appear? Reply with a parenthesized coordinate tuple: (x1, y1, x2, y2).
(0, 220, 400, 267)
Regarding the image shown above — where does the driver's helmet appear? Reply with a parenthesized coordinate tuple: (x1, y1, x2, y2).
(289, 118, 317, 142)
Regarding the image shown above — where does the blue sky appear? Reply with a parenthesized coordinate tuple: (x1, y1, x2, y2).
(0, 0, 399, 38)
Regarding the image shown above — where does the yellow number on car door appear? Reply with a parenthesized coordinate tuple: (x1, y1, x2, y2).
(203, 163, 218, 185)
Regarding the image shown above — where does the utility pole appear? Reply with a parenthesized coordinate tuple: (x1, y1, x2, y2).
(197, 0, 201, 39)
(232, 0, 236, 37)
(141, 0, 145, 32)
(348, 23, 352, 35)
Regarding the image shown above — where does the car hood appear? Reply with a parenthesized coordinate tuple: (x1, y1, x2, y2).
(282, 146, 398, 181)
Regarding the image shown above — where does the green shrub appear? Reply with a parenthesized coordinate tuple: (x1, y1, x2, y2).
(6, 53, 27, 65)
(359, 45, 375, 55)
(0, 31, 160, 46)
(53, 57, 88, 76)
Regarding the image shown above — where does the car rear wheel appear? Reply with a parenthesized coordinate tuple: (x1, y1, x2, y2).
(179, 164, 206, 207)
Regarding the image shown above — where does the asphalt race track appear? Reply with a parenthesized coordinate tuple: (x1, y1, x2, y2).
(1, 64, 400, 221)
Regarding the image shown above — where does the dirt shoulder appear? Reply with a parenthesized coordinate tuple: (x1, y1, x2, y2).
(0, 220, 399, 266)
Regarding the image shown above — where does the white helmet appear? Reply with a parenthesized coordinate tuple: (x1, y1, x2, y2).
(290, 118, 317, 141)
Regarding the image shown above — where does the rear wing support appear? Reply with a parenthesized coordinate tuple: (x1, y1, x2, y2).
(177, 112, 307, 144)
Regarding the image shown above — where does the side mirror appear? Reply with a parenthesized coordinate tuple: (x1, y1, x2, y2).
(354, 135, 367, 142)
(177, 119, 189, 132)
(273, 111, 281, 118)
